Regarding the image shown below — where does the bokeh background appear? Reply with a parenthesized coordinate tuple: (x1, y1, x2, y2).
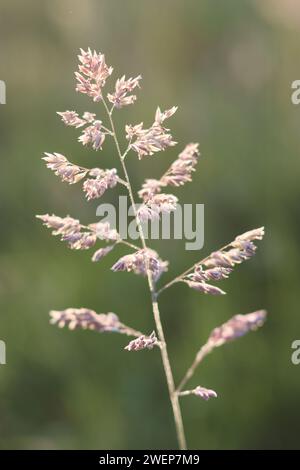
(0, 0, 299, 449)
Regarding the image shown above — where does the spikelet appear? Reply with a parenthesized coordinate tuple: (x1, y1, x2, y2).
(126, 107, 177, 159)
(75, 48, 113, 102)
(108, 75, 142, 108)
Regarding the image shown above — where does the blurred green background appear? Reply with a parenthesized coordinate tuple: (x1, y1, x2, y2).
(0, 0, 299, 449)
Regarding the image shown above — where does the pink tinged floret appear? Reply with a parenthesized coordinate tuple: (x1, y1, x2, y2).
(125, 122, 144, 140)
(189, 266, 232, 282)
(107, 75, 142, 108)
(57, 110, 86, 128)
(50, 307, 143, 338)
(234, 227, 265, 243)
(137, 194, 178, 221)
(111, 248, 168, 282)
(82, 168, 118, 200)
(190, 310, 267, 373)
(138, 178, 162, 201)
(50, 308, 121, 332)
(42, 152, 88, 184)
(67, 232, 97, 250)
(193, 386, 218, 401)
(155, 106, 178, 124)
(36, 214, 81, 235)
(160, 143, 200, 187)
(126, 107, 177, 159)
(138, 143, 200, 202)
(207, 310, 267, 348)
(36, 214, 99, 250)
(184, 228, 265, 295)
(82, 111, 96, 122)
(75, 48, 113, 102)
(92, 245, 115, 262)
(89, 221, 120, 242)
(203, 227, 265, 270)
(78, 120, 106, 150)
(185, 280, 226, 295)
(125, 331, 158, 351)
(58, 110, 110, 152)
(137, 204, 160, 222)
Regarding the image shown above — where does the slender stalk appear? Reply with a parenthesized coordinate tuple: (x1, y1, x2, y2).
(102, 98, 187, 450)
(177, 344, 211, 393)
(118, 239, 141, 251)
(151, 293, 187, 449)
(178, 390, 194, 397)
(119, 322, 144, 338)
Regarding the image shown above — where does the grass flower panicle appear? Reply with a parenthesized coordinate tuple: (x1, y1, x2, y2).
(37, 49, 267, 450)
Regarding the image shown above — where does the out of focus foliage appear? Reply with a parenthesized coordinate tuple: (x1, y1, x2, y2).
(0, 0, 299, 449)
